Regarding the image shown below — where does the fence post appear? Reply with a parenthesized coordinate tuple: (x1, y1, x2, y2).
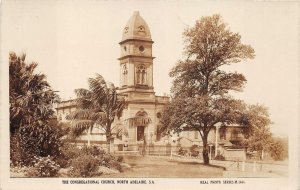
(171, 150, 173, 158)
(242, 161, 245, 171)
(260, 161, 263, 172)
(237, 160, 240, 170)
(253, 161, 256, 172)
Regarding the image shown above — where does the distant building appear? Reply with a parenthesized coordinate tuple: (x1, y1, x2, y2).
(55, 11, 246, 160)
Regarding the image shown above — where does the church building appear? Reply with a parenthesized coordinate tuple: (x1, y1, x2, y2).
(55, 11, 169, 149)
(55, 11, 246, 160)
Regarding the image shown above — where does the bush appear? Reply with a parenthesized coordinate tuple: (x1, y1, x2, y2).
(81, 145, 106, 157)
(10, 134, 22, 166)
(190, 145, 200, 157)
(117, 156, 124, 163)
(58, 143, 123, 176)
(69, 154, 100, 177)
(178, 148, 188, 156)
(26, 156, 60, 177)
(55, 143, 82, 168)
(109, 160, 122, 172)
(11, 123, 63, 166)
(97, 154, 122, 172)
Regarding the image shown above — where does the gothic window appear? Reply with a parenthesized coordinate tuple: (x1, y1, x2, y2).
(136, 65, 147, 85)
(122, 64, 128, 86)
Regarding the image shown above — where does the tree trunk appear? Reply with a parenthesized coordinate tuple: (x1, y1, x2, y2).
(106, 122, 112, 154)
(106, 135, 111, 153)
(202, 133, 210, 165)
(87, 127, 91, 147)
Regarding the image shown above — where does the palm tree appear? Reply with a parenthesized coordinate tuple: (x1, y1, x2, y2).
(9, 52, 61, 165)
(66, 74, 126, 153)
(9, 52, 58, 135)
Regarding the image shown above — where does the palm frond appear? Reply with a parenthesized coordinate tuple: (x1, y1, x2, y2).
(66, 109, 104, 120)
(69, 121, 92, 139)
(71, 120, 94, 128)
(126, 116, 152, 127)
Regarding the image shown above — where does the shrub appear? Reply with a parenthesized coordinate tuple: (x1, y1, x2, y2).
(97, 154, 122, 172)
(56, 144, 93, 169)
(117, 156, 124, 163)
(26, 156, 60, 177)
(109, 160, 122, 172)
(69, 154, 100, 177)
(60, 143, 81, 159)
(178, 148, 188, 156)
(190, 145, 200, 157)
(81, 145, 105, 157)
(10, 134, 22, 166)
(11, 123, 63, 166)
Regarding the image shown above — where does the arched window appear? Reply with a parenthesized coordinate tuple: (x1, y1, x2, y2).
(122, 64, 128, 86)
(136, 65, 147, 85)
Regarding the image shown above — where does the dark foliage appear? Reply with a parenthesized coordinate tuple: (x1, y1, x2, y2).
(9, 52, 61, 166)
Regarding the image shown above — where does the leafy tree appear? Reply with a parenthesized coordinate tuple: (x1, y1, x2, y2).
(161, 14, 255, 164)
(268, 137, 287, 161)
(66, 74, 126, 152)
(9, 52, 61, 165)
(242, 104, 272, 160)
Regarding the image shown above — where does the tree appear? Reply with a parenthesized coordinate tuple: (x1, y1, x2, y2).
(242, 104, 272, 160)
(161, 14, 255, 165)
(268, 137, 287, 161)
(66, 74, 126, 153)
(9, 52, 61, 165)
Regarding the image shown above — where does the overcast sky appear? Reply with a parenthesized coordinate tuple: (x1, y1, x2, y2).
(1, 0, 299, 136)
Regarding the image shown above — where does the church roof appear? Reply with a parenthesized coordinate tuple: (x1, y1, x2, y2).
(121, 11, 152, 42)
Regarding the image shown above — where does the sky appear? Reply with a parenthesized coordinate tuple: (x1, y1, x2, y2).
(1, 0, 299, 136)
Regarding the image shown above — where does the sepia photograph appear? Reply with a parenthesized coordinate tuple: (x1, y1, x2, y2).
(0, 0, 299, 190)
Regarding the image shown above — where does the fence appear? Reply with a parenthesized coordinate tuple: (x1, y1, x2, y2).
(220, 159, 288, 175)
(113, 143, 205, 159)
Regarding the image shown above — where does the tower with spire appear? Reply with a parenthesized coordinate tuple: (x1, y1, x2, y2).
(116, 11, 169, 144)
(118, 11, 154, 95)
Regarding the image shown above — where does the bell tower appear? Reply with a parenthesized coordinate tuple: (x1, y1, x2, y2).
(118, 11, 155, 95)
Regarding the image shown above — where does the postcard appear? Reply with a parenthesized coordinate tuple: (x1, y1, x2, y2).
(1, 0, 299, 190)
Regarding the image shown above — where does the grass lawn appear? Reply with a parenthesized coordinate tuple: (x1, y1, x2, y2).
(102, 155, 224, 177)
